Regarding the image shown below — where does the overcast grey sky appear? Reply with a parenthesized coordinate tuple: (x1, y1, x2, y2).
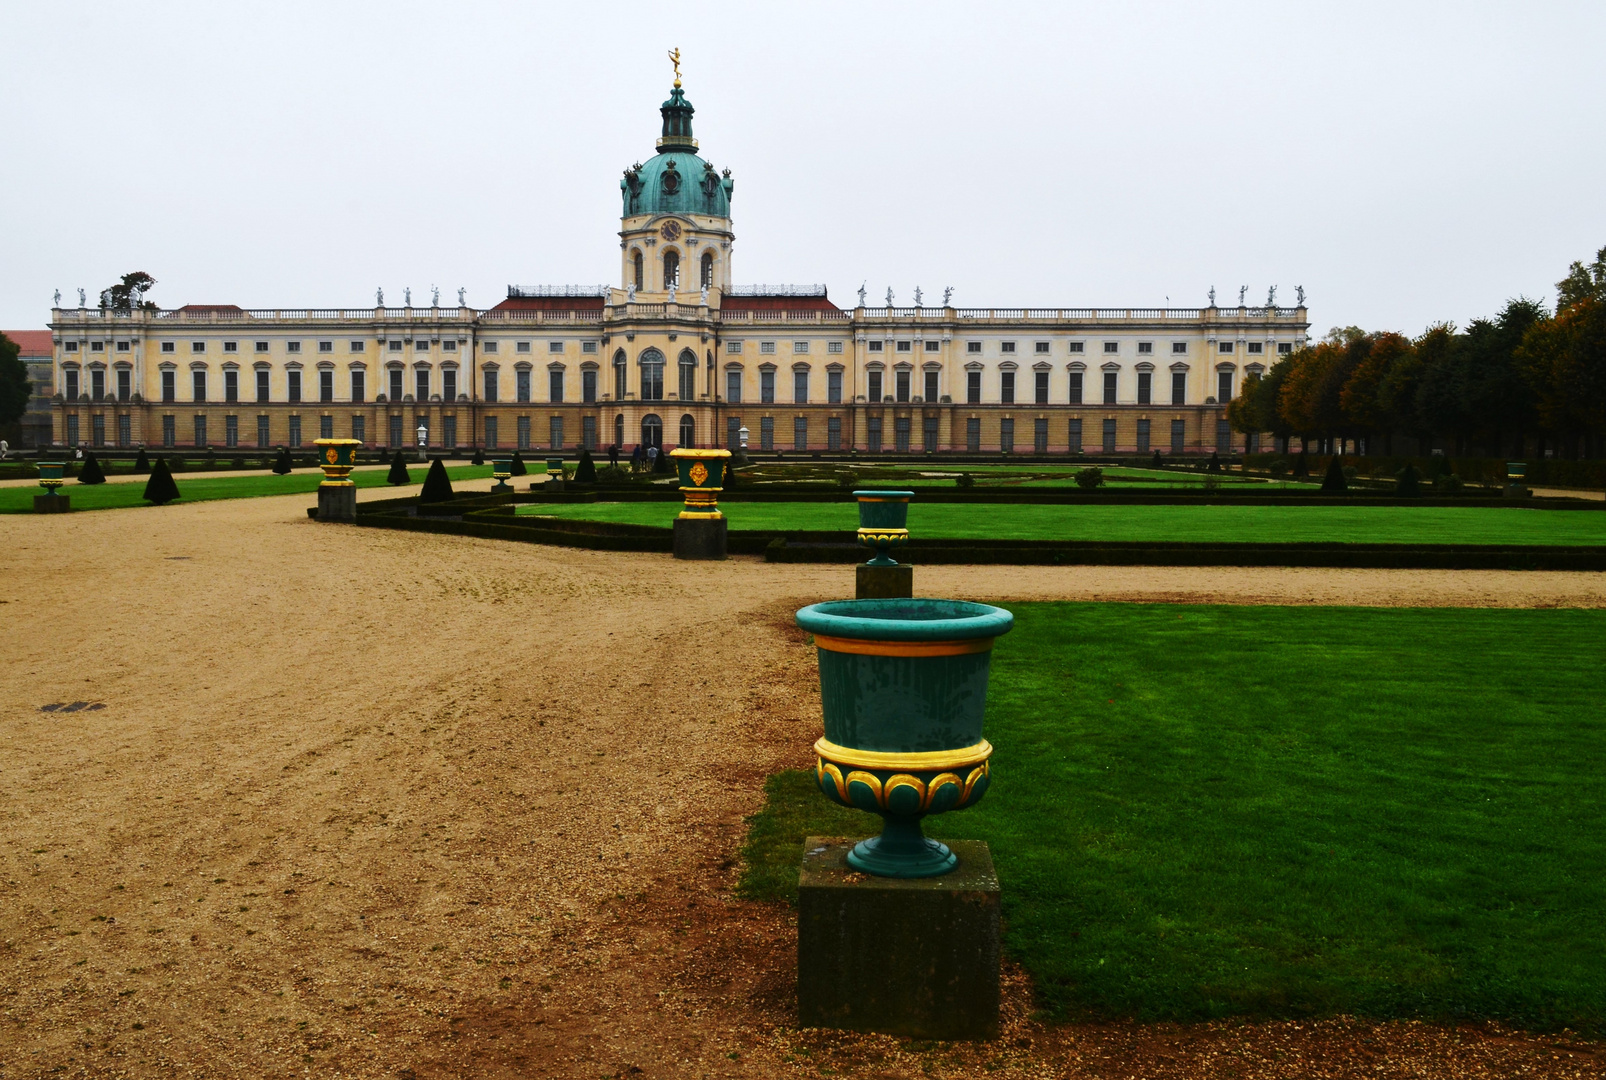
(3, 0, 1603, 335)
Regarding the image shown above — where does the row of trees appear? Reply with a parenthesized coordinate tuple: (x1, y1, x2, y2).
(1229, 247, 1606, 458)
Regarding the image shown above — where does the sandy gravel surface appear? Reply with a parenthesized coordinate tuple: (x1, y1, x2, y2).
(1, 497, 1601, 1079)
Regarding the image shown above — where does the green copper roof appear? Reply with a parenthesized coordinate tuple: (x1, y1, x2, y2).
(620, 85, 734, 218)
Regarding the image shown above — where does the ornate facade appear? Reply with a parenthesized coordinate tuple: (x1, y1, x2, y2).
(48, 79, 1308, 456)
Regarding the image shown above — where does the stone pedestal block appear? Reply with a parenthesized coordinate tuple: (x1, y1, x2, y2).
(34, 494, 71, 513)
(673, 516, 728, 560)
(856, 563, 913, 599)
(317, 485, 357, 522)
(1504, 485, 1533, 500)
(797, 837, 999, 1040)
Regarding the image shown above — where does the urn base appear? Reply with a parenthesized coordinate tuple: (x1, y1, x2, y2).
(34, 493, 71, 513)
(317, 484, 357, 522)
(673, 515, 727, 560)
(855, 563, 913, 599)
(848, 817, 955, 877)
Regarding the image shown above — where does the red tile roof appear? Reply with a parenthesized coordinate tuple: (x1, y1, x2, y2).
(720, 295, 840, 312)
(3, 330, 53, 355)
(490, 296, 605, 312)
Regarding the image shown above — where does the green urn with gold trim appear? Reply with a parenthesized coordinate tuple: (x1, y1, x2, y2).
(671, 447, 731, 519)
(795, 598, 1014, 878)
(313, 439, 361, 487)
(854, 489, 913, 566)
(38, 462, 67, 493)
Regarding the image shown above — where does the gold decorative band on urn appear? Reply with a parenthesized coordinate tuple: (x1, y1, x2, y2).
(816, 758, 991, 813)
(811, 634, 995, 658)
(813, 737, 992, 772)
(856, 527, 909, 541)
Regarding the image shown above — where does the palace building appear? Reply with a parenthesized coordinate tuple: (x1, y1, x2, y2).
(47, 76, 1308, 457)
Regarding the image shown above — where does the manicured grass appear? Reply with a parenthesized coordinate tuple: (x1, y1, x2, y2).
(516, 500, 1606, 546)
(741, 603, 1606, 1031)
(0, 465, 495, 513)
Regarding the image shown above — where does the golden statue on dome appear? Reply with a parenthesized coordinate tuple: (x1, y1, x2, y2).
(668, 47, 682, 88)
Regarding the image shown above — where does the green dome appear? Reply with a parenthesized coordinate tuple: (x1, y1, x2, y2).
(620, 85, 734, 219)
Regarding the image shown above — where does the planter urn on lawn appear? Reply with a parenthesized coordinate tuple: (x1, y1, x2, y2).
(669, 447, 731, 559)
(313, 438, 362, 522)
(795, 598, 1014, 877)
(854, 489, 913, 566)
(1505, 461, 1531, 500)
(545, 457, 565, 492)
(492, 458, 513, 494)
(35, 462, 70, 513)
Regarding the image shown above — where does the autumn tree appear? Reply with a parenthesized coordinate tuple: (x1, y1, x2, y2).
(98, 272, 158, 314)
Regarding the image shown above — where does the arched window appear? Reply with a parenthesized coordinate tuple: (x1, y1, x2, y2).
(678, 349, 697, 400)
(613, 349, 627, 399)
(639, 348, 665, 401)
(632, 251, 643, 291)
(641, 413, 663, 449)
(614, 413, 624, 448)
(679, 413, 695, 448)
(700, 252, 714, 289)
(663, 250, 680, 289)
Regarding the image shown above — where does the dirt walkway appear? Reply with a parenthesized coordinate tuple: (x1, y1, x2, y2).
(1, 499, 1600, 1079)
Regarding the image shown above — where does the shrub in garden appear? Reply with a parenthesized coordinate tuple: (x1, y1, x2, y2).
(653, 447, 672, 474)
(575, 448, 597, 483)
(143, 457, 180, 505)
(595, 463, 631, 485)
(1434, 472, 1463, 493)
(1074, 467, 1105, 490)
(78, 453, 106, 485)
(1396, 463, 1423, 496)
(1152, 449, 1164, 469)
(955, 473, 975, 489)
(1268, 458, 1289, 476)
(1343, 465, 1359, 483)
(386, 451, 410, 485)
(1293, 451, 1310, 477)
(1202, 474, 1222, 492)
(232, 457, 246, 469)
(1321, 455, 1348, 492)
(471, 448, 485, 465)
(510, 453, 527, 477)
(419, 457, 454, 503)
(1207, 452, 1222, 473)
(272, 447, 293, 475)
(134, 448, 150, 474)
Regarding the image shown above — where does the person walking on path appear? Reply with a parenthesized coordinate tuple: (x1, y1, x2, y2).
(630, 444, 644, 473)
(607, 443, 620, 468)
(646, 444, 659, 471)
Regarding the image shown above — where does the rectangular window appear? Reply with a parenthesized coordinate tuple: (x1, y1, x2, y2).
(1069, 371, 1083, 404)
(387, 340, 403, 353)
(352, 415, 365, 443)
(415, 341, 429, 354)
(1172, 342, 1188, 354)
(867, 416, 882, 453)
(582, 369, 597, 403)
(1102, 417, 1117, 453)
(318, 341, 333, 354)
(320, 369, 334, 403)
(91, 342, 104, 354)
(117, 368, 131, 401)
(868, 340, 883, 353)
(517, 415, 531, 450)
(416, 369, 429, 402)
(727, 415, 741, 449)
(793, 416, 807, 451)
(1035, 342, 1050, 354)
(1068, 417, 1082, 452)
(192, 370, 207, 402)
(351, 370, 365, 403)
(1247, 342, 1263, 354)
(1137, 371, 1152, 405)
(1102, 371, 1117, 405)
(1219, 341, 1235, 354)
(1171, 418, 1186, 454)
(1138, 342, 1153, 355)
(161, 415, 174, 447)
(896, 341, 912, 353)
(443, 369, 457, 402)
(794, 369, 809, 404)
(828, 341, 844, 355)
(288, 415, 301, 447)
(482, 369, 499, 402)
(250, 341, 266, 353)
(257, 414, 270, 448)
(222, 369, 237, 403)
(760, 341, 776, 355)
(827, 415, 842, 451)
(793, 341, 809, 354)
(483, 341, 499, 355)
(158, 342, 173, 354)
(868, 370, 883, 401)
(1000, 371, 1015, 405)
(66, 414, 77, 445)
(726, 369, 742, 403)
(117, 413, 131, 447)
(966, 416, 980, 452)
(1172, 372, 1187, 405)
(548, 342, 564, 354)
(1103, 342, 1118, 354)
(1216, 419, 1232, 453)
(162, 369, 175, 403)
(350, 341, 365, 353)
(549, 369, 564, 403)
(966, 341, 981, 354)
(1000, 417, 1014, 454)
(517, 341, 531, 354)
(484, 416, 498, 448)
(549, 416, 563, 450)
(924, 370, 939, 402)
(924, 340, 940, 353)
(194, 414, 207, 446)
(1034, 370, 1049, 405)
(827, 369, 842, 404)
(966, 370, 981, 404)
(287, 341, 301, 354)
(319, 415, 333, 440)
(390, 414, 403, 447)
(1034, 417, 1048, 453)
(582, 341, 598, 355)
(389, 368, 403, 401)
(1069, 342, 1084, 354)
(923, 415, 938, 451)
(760, 369, 775, 403)
(91, 368, 105, 400)
(1001, 342, 1015, 354)
(517, 369, 531, 403)
(191, 341, 206, 354)
(1278, 342, 1294, 354)
(1136, 418, 1150, 453)
(582, 415, 597, 450)
(255, 369, 269, 403)
(895, 369, 911, 403)
(894, 415, 911, 452)
(225, 414, 239, 447)
(1218, 371, 1233, 402)
(91, 413, 105, 446)
(726, 341, 744, 355)
(288, 370, 302, 404)
(760, 415, 774, 451)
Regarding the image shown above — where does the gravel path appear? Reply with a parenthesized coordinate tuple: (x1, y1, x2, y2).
(1, 496, 1600, 1079)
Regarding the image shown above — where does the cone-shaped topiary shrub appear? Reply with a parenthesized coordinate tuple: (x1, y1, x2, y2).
(1396, 463, 1422, 496)
(387, 450, 411, 485)
(272, 447, 293, 475)
(575, 448, 596, 483)
(1321, 455, 1348, 492)
(1293, 451, 1310, 477)
(78, 453, 106, 485)
(143, 457, 181, 505)
(471, 448, 485, 465)
(1207, 451, 1222, 473)
(1151, 449, 1164, 469)
(134, 448, 150, 474)
(419, 457, 454, 503)
(510, 452, 527, 477)
(653, 447, 671, 474)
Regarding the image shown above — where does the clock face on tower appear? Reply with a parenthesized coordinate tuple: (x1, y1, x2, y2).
(660, 220, 682, 241)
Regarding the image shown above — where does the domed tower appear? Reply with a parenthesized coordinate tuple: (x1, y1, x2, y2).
(619, 74, 735, 299)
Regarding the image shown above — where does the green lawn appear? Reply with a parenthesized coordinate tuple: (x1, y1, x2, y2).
(741, 603, 1606, 1031)
(1, 465, 496, 513)
(515, 500, 1606, 546)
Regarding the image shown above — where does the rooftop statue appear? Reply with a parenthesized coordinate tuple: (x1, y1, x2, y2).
(78, 288, 86, 307)
(54, 289, 61, 308)
(431, 285, 440, 307)
(668, 46, 682, 88)
(886, 287, 895, 307)
(943, 286, 953, 306)
(1208, 286, 1216, 307)
(858, 282, 867, 307)
(1296, 285, 1306, 306)
(914, 286, 923, 307)
(405, 287, 412, 307)
(1238, 285, 1247, 306)
(376, 286, 384, 306)
(1267, 285, 1278, 307)
(458, 287, 466, 306)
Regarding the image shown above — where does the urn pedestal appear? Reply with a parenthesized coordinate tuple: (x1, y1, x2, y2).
(313, 439, 362, 522)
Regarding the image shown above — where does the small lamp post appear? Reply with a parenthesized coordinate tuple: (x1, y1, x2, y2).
(416, 423, 428, 462)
